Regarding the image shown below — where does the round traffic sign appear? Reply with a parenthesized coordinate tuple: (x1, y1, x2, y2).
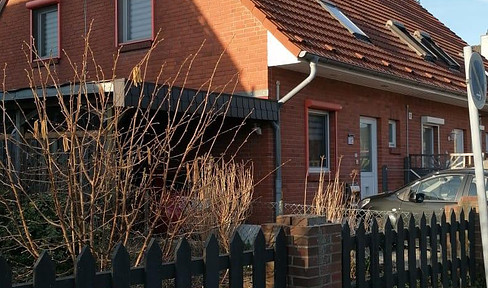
(468, 52, 487, 109)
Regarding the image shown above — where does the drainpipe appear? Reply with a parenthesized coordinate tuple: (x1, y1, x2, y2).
(278, 56, 319, 105)
(274, 56, 319, 218)
(273, 81, 283, 217)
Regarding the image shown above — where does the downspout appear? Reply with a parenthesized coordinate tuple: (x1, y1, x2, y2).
(278, 56, 319, 105)
(406, 105, 409, 156)
(274, 56, 319, 218)
(273, 82, 283, 216)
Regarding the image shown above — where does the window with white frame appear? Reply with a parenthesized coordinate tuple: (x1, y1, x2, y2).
(118, 0, 152, 43)
(32, 5, 58, 58)
(388, 120, 397, 148)
(308, 111, 330, 171)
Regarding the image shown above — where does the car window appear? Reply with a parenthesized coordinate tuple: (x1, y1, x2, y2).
(416, 175, 464, 201)
(468, 177, 488, 197)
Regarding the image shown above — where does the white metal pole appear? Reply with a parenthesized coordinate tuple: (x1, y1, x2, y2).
(464, 45, 488, 287)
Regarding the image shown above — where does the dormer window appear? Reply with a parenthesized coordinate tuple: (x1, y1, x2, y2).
(319, 0, 370, 42)
(414, 31, 460, 70)
(386, 20, 435, 61)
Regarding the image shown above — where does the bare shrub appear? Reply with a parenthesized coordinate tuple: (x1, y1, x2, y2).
(0, 24, 255, 276)
(309, 156, 360, 223)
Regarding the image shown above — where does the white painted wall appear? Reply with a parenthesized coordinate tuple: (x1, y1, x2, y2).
(481, 34, 488, 60)
(267, 31, 300, 67)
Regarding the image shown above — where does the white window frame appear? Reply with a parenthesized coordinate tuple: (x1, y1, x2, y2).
(388, 120, 397, 148)
(308, 110, 330, 172)
(117, 0, 153, 44)
(33, 5, 58, 59)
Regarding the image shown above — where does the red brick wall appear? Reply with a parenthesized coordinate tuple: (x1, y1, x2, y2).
(262, 215, 343, 288)
(269, 67, 474, 204)
(0, 0, 268, 95)
(209, 119, 276, 223)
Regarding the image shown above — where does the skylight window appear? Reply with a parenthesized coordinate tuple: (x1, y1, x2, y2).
(319, 0, 370, 42)
(386, 20, 435, 61)
(414, 31, 460, 70)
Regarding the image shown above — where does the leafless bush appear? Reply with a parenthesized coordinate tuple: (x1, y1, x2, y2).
(309, 156, 359, 223)
(0, 24, 255, 275)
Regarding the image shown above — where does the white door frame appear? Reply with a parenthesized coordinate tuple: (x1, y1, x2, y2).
(360, 117, 378, 198)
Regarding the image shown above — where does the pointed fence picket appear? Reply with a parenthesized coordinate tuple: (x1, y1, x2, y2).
(0, 227, 286, 288)
(342, 210, 476, 288)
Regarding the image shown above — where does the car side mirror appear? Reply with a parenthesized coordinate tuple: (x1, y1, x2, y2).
(409, 191, 425, 203)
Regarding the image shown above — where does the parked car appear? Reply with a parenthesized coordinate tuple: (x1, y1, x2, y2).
(357, 168, 486, 224)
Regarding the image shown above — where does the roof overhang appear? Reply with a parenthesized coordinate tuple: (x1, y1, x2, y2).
(126, 83, 278, 121)
(0, 82, 102, 102)
(270, 50, 477, 110)
(0, 81, 279, 121)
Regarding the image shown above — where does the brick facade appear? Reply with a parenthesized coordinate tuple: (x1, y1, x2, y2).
(269, 67, 477, 207)
(0, 0, 484, 224)
(0, 0, 268, 95)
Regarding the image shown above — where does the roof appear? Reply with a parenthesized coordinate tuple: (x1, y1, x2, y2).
(127, 83, 279, 121)
(0, 82, 279, 121)
(242, 0, 481, 96)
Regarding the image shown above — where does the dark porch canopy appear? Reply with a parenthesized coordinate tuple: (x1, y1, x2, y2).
(0, 81, 279, 121)
(126, 83, 278, 121)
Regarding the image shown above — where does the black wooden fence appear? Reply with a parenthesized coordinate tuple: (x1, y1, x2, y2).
(342, 210, 476, 288)
(0, 228, 287, 288)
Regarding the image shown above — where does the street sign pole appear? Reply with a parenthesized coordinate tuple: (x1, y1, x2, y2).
(464, 46, 488, 287)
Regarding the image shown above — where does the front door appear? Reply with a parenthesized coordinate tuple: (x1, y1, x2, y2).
(452, 129, 464, 153)
(360, 117, 378, 198)
(422, 125, 435, 168)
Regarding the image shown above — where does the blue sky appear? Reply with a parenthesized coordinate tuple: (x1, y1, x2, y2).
(420, 0, 488, 45)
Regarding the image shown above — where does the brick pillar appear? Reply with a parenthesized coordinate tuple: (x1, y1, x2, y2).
(262, 214, 342, 288)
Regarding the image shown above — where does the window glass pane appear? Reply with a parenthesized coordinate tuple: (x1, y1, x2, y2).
(119, 0, 152, 42)
(308, 113, 329, 169)
(320, 1, 368, 40)
(485, 133, 488, 153)
(33, 6, 58, 58)
(468, 177, 488, 198)
(360, 122, 372, 172)
(388, 120, 396, 148)
(418, 175, 463, 201)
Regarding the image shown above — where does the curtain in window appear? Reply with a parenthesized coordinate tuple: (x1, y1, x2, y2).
(308, 113, 329, 169)
(34, 7, 58, 58)
(119, 0, 151, 42)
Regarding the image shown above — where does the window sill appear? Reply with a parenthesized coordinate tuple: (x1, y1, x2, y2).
(31, 57, 59, 67)
(389, 147, 401, 155)
(119, 40, 152, 53)
(307, 169, 331, 182)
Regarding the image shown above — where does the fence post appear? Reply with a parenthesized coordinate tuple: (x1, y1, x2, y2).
(263, 215, 342, 288)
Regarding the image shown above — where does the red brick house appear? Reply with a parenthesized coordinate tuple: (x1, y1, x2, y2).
(0, 0, 487, 222)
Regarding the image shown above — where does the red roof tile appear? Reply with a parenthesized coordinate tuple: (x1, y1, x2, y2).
(241, 0, 484, 95)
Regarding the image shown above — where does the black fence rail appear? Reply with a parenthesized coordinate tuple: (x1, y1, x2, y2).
(404, 154, 451, 184)
(342, 210, 475, 288)
(0, 228, 287, 288)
